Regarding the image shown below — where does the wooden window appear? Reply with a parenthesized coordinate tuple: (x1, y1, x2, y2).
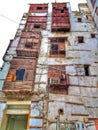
(16, 69, 25, 80)
(78, 36, 84, 43)
(48, 65, 69, 94)
(48, 65, 68, 84)
(49, 37, 66, 57)
(84, 65, 90, 76)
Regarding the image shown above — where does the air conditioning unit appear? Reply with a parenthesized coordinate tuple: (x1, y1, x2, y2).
(50, 78, 60, 84)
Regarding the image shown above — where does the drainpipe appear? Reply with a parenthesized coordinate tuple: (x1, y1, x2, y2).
(56, 115, 59, 130)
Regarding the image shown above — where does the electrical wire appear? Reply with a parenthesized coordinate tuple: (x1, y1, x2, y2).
(0, 13, 19, 24)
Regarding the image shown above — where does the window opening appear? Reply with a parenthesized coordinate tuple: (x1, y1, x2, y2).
(25, 43, 33, 48)
(49, 37, 66, 57)
(77, 18, 82, 22)
(16, 69, 25, 80)
(84, 65, 89, 76)
(60, 72, 66, 83)
(91, 33, 95, 38)
(78, 36, 84, 43)
(58, 108, 64, 115)
(61, 9, 64, 13)
(37, 7, 42, 10)
(34, 24, 40, 28)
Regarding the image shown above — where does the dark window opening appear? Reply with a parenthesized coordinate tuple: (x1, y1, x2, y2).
(44, 7, 48, 9)
(78, 36, 84, 43)
(95, 7, 98, 15)
(51, 44, 58, 51)
(61, 9, 64, 13)
(34, 24, 40, 28)
(25, 43, 33, 48)
(84, 65, 89, 76)
(60, 73, 66, 83)
(52, 28, 70, 32)
(58, 109, 64, 115)
(37, 7, 42, 10)
(91, 33, 95, 38)
(78, 18, 82, 22)
(16, 69, 25, 80)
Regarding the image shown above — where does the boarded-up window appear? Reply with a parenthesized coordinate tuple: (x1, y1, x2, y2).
(16, 69, 25, 80)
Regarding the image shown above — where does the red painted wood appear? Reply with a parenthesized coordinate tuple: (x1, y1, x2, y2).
(29, 4, 48, 13)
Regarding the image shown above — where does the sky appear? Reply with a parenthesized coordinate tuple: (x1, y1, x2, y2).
(0, 0, 86, 67)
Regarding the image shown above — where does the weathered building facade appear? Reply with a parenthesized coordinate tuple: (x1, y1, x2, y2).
(86, 0, 98, 28)
(0, 2, 98, 130)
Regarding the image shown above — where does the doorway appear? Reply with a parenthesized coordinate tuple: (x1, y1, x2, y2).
(6, 115, 28, 130)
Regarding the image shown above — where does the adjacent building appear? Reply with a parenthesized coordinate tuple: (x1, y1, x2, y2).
(86, 0, 98, 28)
(0, 2, 98, 130)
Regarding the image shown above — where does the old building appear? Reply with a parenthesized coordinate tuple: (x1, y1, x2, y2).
(0, 2, 98, 130)
(86, 0, 98, 28)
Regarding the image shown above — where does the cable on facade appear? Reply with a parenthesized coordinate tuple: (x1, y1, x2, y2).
(0, 13, 19, 24)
